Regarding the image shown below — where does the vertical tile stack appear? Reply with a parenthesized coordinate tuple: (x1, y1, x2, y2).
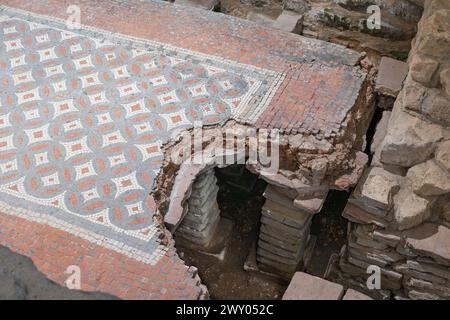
(175, 168, 221, 247)
(256, 184, 327, 278)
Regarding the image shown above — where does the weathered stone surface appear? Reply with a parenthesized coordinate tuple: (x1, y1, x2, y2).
(282, 272, 344, 300)
(246, 10, 277, 27)
(348, 241, 404, 267)
(272, 10, 304, 34)
(375, 57, 409, 97)
(380, 101, 443, 167)
(407, 289, 442, 300)
(401, 79, 427, 114)
(435, 141, 450, 173)
(371, 111, 391, 155)
(394, 263, 447, 284)
(263, 199, 311, 227)
(342, 288, 372, 300)
(404, 259, 450, 281)
(282, 0, 311, 14)
(333, 152, 369, 189)
(407, 160, 450, 196)
(405, 277, 450, 299)
(414, 9, 450, 59)
(174, 0, 218, 10)
(409, 55, 440, 87)
(372, 228, 401, 247)
(263, 185, 296, 210)
(346, 255, 403, 290)
(393, 184, 432, 230)
(240, 0, 269, 7)
(293, 195, 327, 214)
(421, 88, 450, 126)
(343, 202, 388, 227)
(440, 68, 450, 96)
(355, 167, 402, 210)
(404, 223, 450, 265)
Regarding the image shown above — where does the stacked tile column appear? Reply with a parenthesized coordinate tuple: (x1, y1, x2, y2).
(256, 184, 328, 278)
(175, 168, 221, 247)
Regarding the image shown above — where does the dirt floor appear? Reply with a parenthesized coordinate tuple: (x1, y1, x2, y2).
(0, 246, 116, 300)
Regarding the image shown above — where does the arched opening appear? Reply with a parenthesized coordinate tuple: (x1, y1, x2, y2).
(173, 164, 350, 299)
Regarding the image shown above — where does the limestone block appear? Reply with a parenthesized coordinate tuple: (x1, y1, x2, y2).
(407, 160, 450, 196)
(409, 54, 440, 87)
(355, 166, 402, 211)
(393, 184, 431, 230)
(272, 10, 303, 35)
(440, 68, 450, 96)
(380, 101, 443, 167)
(403, 223, 450, 266)
(401, 79, 427, 113)
(436, 140, 450, 172)
(415, 10, 450, 58)
(375, 57, 409, 97)
(421, 89, 450, 126)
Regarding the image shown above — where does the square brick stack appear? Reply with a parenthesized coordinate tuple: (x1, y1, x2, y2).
(256, 185, 327, 278)
(175, 169, 221, 247)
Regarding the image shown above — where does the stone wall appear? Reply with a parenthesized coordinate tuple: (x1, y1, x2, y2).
(331, 0, 450, 299)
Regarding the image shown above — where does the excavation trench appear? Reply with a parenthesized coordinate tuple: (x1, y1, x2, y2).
(173, 165, 350, 299)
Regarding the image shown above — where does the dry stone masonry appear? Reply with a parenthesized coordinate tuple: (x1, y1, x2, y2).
(331, 0, 450, 300)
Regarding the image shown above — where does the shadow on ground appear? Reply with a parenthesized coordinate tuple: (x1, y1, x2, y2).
(0, 246, 117, 300)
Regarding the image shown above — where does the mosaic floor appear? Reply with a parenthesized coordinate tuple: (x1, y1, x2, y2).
(0, 6, 284, 264)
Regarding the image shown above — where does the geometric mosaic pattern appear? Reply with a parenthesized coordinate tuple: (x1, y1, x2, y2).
(0, 6, 284, 264)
